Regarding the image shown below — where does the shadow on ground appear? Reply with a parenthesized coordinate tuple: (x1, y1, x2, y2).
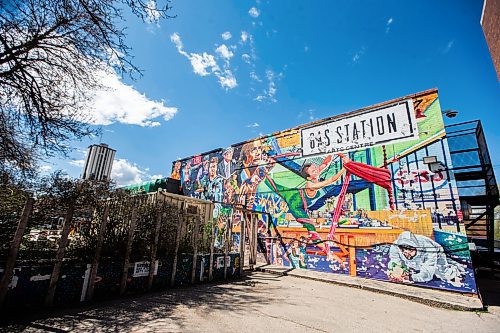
(0, 273, 284, 332)
(476, 268, 500, 308)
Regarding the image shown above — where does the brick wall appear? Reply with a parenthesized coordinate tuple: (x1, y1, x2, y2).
(481, 0, 500, 80)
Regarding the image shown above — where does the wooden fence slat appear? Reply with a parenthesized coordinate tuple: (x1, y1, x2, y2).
(170, 201, 184, 287)
(147, 204, 163, 290)
(201, 203, 211, 281)
(0, 197, 34, 308)
(45, 198, 77, 307)
(86, 201, 110, 301)
(250, 214, 257, 269)
(191, 213, 201, 284)
(239, 211, 246, 276)
(223, 212, 230, 280)
(119, 204, 137, 295)
(208, 204, 215, 282)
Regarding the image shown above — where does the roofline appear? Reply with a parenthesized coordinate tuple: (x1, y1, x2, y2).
(173, 88, 439, 164)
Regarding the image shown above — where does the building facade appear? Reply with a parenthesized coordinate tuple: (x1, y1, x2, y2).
(481, 0, 500, 80)
(82, 143, 116, 181)
(171, 89, 478, 294)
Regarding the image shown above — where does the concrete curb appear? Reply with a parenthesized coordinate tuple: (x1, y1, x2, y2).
(255, 266, 484, 312)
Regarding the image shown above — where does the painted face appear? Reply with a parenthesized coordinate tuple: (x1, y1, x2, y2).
(174, 161, 181, 171)
(248, 142, 262, 165)
(223, 150, 233, 162)
(400, 246, 417, 260)
(209, 161, 217, 178)
(306, 164, 320, 180)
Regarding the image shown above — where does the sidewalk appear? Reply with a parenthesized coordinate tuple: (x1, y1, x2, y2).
(255, 264, 484, 311)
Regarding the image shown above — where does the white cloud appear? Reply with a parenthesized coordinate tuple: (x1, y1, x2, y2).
(248, 7, 260, 18)
(249, 71, 261, 82)
(216, 70, 238, 89)
(189, 53, 219, 76)
(69, 159, 85, 168)
(385, 17, 393, 34)
(304, 45, 309, 52)
(254, 69, 281, 103)
(352, 47, 366, 63)
(110, 159, 164, 186)
(443, 40, 454, 53)
(170, 33, 237, 90)
(171, 33, 219, 76)
(40, 165, 52, 173)
(242, 54, 251, 64)
(246, 122, 260, 128)
(111, 158, 148, 186)
(221, 31, 232, 40)
(308, 109, 316, 121)
(145, 0, 161, 25)
(86, 71, 178, 127)
(215, 44, 234, 60)
(240, 31, 249, 44)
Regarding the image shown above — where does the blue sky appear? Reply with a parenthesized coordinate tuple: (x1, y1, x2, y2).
(47, 0, 499, 186)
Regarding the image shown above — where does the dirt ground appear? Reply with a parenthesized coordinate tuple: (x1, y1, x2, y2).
(2, 271, 499, 333)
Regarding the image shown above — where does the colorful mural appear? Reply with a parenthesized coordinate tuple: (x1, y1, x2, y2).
(171, 89, 477, 294)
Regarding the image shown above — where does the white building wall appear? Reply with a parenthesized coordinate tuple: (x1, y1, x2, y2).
(82, 144, 116, 181)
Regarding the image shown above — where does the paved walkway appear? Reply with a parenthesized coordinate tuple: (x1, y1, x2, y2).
(2, 271, 499, 333)
(256, 264, 484, 311)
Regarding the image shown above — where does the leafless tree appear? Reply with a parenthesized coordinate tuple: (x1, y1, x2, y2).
(0, 0, 174, 172)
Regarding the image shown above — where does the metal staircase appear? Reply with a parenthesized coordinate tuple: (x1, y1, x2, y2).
(446, 120, 499, 265)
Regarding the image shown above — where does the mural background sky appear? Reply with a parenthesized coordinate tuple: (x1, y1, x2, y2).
(47, 0, 499, 186)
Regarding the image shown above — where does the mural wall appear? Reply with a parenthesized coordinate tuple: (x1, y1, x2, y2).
(171, 89, 477, 294)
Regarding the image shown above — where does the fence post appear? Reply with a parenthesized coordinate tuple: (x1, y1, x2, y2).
(253, 214, 258, 267)
(170, 201, 184, 287)
(208, 204, 215, 281)
(239, 210, 245, 277)
(0, 196, 34, 308)
(247, 214, 253, 270)
(147, 204, 163, 291)
(223, 213, 230, 280)
(45, 198, 77, 307)
(191, 213, 201, 284)
(119, 204, 137, 295)
(348, 236, 356, 277)
(86, 201, 110, 301)
(202, 203, 211, 281)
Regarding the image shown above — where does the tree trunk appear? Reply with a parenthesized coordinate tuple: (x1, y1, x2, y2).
(0, 196, 34, 308)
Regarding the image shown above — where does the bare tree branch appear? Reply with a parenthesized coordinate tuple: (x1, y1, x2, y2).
(0, 0, 174, 174)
